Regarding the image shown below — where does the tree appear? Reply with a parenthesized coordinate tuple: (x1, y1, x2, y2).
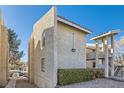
(8, 29, 24, 65)
(115, 38, 124, 65)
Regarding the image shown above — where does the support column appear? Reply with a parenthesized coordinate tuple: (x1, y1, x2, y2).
(95, 39, 99, 68)
(104, 37, 109, 78)
(111, 35, 115, 76)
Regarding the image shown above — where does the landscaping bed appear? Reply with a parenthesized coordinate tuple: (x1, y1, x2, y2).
(58, 69, 104, 85)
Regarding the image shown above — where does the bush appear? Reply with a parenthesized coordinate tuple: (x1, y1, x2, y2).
(58, 69, 104, 85)
(94, 69, 104, 78)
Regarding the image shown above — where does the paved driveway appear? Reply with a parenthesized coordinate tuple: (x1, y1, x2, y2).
(59, 79, 124, 88)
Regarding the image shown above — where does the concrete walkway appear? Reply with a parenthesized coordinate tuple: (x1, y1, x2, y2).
(5, 78, 37, 88)
(6, 79, 16, 88)
(15, 79, 37, 88)
(59, 79, 124, 88)
(110, 76, 124, 82)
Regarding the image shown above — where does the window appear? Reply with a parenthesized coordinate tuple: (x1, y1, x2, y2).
(42, 32, 45, 47)
(41, 58, 45, 72)
(42, 36, 45, 47)
(93, 62, 96, 68)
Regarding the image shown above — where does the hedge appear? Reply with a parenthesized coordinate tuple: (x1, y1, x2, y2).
(58, 69, 104, 85)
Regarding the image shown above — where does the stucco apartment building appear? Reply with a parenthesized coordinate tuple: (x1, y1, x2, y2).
(28, 6, 91, 88)
(0, 10, 9, 87)
(86, 43, 112, 68)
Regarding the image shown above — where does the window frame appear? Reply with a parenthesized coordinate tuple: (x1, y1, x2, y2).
(42, 31, 46, 47)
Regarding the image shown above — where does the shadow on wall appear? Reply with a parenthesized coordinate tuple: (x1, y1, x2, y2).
(28, 37, 42, 85)
(29, 27, 57, 87)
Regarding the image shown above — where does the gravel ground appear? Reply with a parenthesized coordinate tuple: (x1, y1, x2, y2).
(15, 79, 37, 88)
(59, 79, 124, 88)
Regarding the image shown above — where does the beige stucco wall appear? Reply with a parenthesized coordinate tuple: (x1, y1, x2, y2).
(29, 6, 58, 88)
(0, 22, 9, 87)
(57, 22, 86, 69)
(29, 6, 88, 88)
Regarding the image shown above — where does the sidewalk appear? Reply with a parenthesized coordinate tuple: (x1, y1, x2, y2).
(15, 79, 37, 88)
(6, 79, 16, 88)
(59, 79, 124, 88)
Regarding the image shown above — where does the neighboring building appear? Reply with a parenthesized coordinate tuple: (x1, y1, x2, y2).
(9, 61, 28, 78)
(9, 60, 28, 72)
(20, 62, 28, 72)
(0, 10, 9, 87)
(28, 6, 91, 88)
(86, 43, 112, 68)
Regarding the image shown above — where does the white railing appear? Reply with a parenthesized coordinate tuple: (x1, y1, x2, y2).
(87, 51, 112, 60)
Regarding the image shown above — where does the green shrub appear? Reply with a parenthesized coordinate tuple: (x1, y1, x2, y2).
(58, 69, 104, 85)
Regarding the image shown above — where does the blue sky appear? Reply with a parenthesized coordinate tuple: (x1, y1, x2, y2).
(1, 5, 124, 62)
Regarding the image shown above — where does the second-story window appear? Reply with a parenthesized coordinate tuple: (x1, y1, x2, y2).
(42, 32, 45, 47)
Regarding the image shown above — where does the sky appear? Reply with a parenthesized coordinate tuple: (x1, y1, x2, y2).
(1, 5, 124, 62)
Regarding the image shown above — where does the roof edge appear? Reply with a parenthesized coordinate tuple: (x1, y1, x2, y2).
(91, 30, 120, 40)
(57, 16, 92, 34)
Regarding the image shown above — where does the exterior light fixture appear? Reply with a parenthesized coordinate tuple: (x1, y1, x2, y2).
(71, 32, 76, 52)
(72, 48, 76, 52)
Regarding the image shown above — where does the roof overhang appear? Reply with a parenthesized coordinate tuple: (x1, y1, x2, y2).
(91, 30, 120, 40)
(57, 16, 92, 34)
